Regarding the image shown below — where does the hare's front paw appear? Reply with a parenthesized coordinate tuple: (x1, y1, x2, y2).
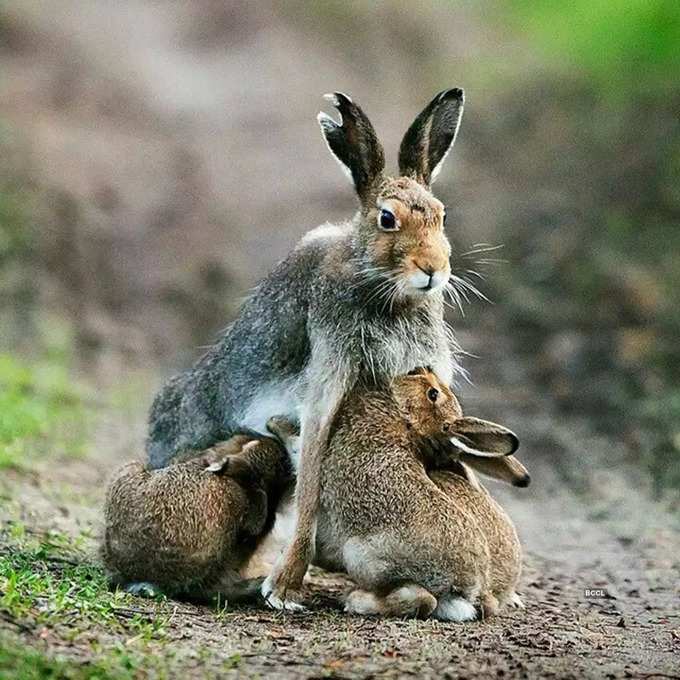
(261, 574, 306, 612)
(508, 591, 525, 609)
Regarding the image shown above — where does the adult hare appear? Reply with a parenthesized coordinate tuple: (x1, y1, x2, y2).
(148, 89, 467, 608)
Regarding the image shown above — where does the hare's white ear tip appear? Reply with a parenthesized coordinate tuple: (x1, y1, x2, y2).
(323, 92, 354, 106)
(317, 111, 337, 130)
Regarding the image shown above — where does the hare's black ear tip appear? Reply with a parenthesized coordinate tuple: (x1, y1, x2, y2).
(439, 88, 465, 103)
(514, 473, 531, 488)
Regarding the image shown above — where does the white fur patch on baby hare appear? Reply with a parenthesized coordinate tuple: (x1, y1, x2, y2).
(434, 595, 478, 622)
(241, 494, 297, 579)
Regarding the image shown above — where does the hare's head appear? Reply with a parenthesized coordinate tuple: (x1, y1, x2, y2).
(392, 367, 520, 459)
(392, 366, 462, 439)
(318, 90, 464, 300)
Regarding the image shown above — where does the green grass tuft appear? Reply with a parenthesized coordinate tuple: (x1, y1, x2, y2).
(0, 530, 168, 641)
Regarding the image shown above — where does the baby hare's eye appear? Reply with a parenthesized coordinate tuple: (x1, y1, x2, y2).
(442, 209, 447, 226)
(379, 209, 399, 231)
(427, 387, 439, 403)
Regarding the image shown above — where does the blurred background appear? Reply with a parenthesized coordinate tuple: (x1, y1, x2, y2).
(1, 0, 679, 504)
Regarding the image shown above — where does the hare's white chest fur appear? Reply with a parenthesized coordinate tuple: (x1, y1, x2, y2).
(355, 316, 455, 387)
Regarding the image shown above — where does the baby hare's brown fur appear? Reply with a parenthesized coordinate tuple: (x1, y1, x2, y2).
(430, 470, 523, 612)
(270, 369, 524, 620)
(102, 436, 291, 601)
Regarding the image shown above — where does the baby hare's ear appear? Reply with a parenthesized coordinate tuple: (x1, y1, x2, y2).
(318, 92, 385, 203)
(398, 88, 464, 185)
(459, 454, 531, 488)
(449, 416, 519, 457)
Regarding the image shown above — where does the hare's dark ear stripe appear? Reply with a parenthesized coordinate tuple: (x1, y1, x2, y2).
(317, 92, 385, 203)
(451, 416, 519, 457)
(398, 88, 465, 186)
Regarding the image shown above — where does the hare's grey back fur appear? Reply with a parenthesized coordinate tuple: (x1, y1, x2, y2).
(147, 224, 456, 469)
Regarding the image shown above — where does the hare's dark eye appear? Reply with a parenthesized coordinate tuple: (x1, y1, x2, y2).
(427, 387, 439, 403)
(379, 209, 398, 231)
(442, 209, 447, 226)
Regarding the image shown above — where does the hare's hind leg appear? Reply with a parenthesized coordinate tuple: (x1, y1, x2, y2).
(384, 585, 437, 618)
(345, 585, 437, 619)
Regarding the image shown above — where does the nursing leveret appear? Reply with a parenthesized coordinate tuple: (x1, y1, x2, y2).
(102, 435, 291, 601)
(269, 367, 528, 620)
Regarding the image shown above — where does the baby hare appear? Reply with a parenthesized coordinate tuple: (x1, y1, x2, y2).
(269, 368, 526, 621)
(102, 435, 291, 601)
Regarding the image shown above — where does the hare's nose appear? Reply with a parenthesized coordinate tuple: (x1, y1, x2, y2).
(416, 265, 448, 291)
(416, 265, 435, 289)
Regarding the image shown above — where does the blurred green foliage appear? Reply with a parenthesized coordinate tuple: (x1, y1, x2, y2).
(0, 353, 89, 470)
(507, 0, 680, 95)
(476, 1, 680, 496)
(0, 122, 37, 347)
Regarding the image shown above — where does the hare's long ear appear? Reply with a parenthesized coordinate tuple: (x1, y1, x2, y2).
(398, 88, 464, 185)
(449, 416, 519, 457)
(459, 454, 531, 488)
(318, 92, 385, 203)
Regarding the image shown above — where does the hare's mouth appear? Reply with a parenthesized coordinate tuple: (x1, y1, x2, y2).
(403, 269, 448, 295)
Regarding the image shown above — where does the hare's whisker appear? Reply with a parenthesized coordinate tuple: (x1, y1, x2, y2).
(449, 274, 491, 303)
(444, 283, 465, 317)
(459, 243, 504, 257)
(464, 269, 486, 281)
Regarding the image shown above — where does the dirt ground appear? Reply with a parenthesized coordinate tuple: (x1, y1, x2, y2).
(2, 329, 679, 679)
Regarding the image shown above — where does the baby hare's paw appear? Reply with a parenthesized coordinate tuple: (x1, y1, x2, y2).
(508, 591, 525, 609)
(261, 574, 306, 612)
(433, 595, 478, 622)
(346, 586, 437, 619)
(385, 585, 437, 619)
